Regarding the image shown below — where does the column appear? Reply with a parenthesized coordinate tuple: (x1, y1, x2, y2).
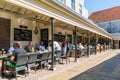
(95, 33, 97, 55)
(87, 31, 90, 57)
(74, 26, 77, 62)
(99, 35, 102, 53)
(50, 17, 56, 71)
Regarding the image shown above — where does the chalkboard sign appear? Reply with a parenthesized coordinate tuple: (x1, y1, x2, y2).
(14, 28, 32, 41)
(54, 34, 65, 42)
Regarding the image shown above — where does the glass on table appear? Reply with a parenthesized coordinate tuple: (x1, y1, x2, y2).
(0, 51, 2, 56)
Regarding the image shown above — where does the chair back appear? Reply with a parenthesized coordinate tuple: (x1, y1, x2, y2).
(55, 50, 62, 57)
(16, 54, 28, 66)
(28, 53, 38, 63)
(66, 50, 71, 57)
(48, 52, 52, 59)
(76, 49, 81, 54)
(81, 48, 87, 56)
(38, 52, 49, 60)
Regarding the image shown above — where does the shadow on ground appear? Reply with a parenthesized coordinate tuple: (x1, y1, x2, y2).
(70, 54, 120, 80)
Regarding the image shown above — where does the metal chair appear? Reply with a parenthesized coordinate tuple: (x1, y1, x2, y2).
(76, 49, 81, 58)
(27, 53, 38, 75)
(55, 50, 62, 64)
(60, 50, 71, 64)
(81, 48, 87, 57)
(47, 52, 52, 64)
(37, 52, 49, 71)
(8, 54, 28, 80)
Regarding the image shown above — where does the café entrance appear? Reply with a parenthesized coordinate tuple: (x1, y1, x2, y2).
(40, 28, 48, 48)
(0, 17, 10, 49)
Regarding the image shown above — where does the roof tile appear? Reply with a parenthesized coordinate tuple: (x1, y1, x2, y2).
(89, 6, 120, 23)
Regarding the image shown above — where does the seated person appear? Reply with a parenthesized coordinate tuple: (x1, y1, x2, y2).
(54, 41, 61, 51)
(39, 41, 45, 51)
(8, 42, 26, 68)
(8, 46, 14, 54)
(78, 43, 84, 50)
(25, 41, 35, 52)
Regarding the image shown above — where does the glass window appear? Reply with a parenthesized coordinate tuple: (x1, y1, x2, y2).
(59, 0, 66, 4)
(71, 0, 75, 3)
(79, 4, 82, 14)
(71, 0, 75, 10)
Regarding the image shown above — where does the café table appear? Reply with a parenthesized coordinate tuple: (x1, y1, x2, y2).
(0, 55, 8, 78)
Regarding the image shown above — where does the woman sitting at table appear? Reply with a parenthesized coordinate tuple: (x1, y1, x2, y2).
(39, 41, 46, 51)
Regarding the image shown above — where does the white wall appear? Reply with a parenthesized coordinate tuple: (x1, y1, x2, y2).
(66, 0, 71, 8)
(59, 0, 88, 18)
(82, 7, 88, 18)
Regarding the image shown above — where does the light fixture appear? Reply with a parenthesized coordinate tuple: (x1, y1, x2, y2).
(34, 16, 38, 35)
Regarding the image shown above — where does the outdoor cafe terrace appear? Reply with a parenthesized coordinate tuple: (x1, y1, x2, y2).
(0, 46, 111, 80)
(0, 0, 115, 80)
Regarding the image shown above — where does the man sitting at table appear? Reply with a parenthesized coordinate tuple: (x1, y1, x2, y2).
(8, 44, 14, 54)
(25, 41, 35, 52)
(39, 41, 46, 51)
(7, 42, 26, 68)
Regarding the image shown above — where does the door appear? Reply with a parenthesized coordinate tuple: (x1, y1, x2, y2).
(119, 41, 120, 49)
(67, 35, 72, 43)
(40, 29, 48, 48)
(0, 17, 10, 50)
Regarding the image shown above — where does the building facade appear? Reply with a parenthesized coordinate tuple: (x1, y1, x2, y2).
(57, 0, 88, 18)
(89, 6, 120, 48)
(0, 0, 111, 50)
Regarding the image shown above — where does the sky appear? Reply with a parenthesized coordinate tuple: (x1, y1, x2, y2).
(84, 0, 120, 16)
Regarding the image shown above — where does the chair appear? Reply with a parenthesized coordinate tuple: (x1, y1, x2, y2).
(8, 54, 28, 80)
(60, 50, 71, 64)
(37, 52, 49, 71)
(81, 48, 87, 57)
(55, 50, 62, 64)
(47, 52, 52, 64)
(27, 53, 38, 75)
(76, 49, 81, 58)
(89, 48, 92, 54)
(91, 48, 95, 54)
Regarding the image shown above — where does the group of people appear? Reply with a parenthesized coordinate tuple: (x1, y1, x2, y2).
(6, 41, 47, 71)
(8, 41, 45, 54)
(7, 40, 63, 56)
(7, 40, 93, 65)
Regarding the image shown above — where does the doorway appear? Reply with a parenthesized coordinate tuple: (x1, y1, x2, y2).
(119, 40, 120, 49)
(0, 17, 10, 50)
(40, 29, 48, 48)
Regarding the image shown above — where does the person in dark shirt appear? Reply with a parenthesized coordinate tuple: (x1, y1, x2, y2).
(8, 42, 26, 67)
(24, 41, 35, 52)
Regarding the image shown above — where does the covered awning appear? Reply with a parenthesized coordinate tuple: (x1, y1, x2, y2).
(110, 33, 120, 40)
(5, 0, 112, 39)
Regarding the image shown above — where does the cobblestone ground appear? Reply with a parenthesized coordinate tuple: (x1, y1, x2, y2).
(0, 49, 120, 80)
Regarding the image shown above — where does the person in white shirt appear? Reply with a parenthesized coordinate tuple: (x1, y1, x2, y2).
(78, 43, 84, 50)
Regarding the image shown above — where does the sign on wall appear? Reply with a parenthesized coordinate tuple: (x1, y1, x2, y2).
(14, 28, 32, 41)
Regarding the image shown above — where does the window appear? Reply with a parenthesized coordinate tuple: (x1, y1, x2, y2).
(59, 0, 66, 4)
(79, 4, 82, 14)
(71, 0, 75, 10)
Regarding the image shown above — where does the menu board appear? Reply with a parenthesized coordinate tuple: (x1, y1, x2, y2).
(14, 28, 32, 41)
(54, 34, 65, 42)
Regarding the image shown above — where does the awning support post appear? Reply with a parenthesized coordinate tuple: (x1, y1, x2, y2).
(50, 17, 56, 71)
